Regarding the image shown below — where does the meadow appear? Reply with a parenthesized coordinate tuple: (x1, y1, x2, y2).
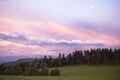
(0, 65, 120, 80)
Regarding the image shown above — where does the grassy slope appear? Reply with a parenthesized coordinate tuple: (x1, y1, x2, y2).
(0, 65, 120, 80)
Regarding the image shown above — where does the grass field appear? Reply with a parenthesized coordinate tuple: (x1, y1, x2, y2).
(0, 65, 120, 80)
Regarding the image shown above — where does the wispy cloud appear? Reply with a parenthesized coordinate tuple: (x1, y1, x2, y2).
(1, 17, 119, 46)
(0, 33, 104, 47)
(0, 33, 28, 44)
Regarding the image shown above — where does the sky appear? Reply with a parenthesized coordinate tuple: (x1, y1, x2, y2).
(0, 0, 120, 63)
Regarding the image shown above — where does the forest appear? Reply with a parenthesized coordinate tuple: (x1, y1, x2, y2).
(0, 48, 120, 76)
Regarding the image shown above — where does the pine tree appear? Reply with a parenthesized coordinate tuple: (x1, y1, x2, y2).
(61, 54, 66, 66)
(43, 55, 47, 68)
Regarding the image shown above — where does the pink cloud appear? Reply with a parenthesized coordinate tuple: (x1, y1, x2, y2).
(0, 17, 120, 47)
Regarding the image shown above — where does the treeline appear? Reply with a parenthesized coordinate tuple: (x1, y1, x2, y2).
(0, 48, 120, 75)
(42, 48, 120, 67)
(0, 62, 60, 76)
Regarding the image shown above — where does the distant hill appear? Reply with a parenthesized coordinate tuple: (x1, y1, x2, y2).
(2, 58, 34, 67)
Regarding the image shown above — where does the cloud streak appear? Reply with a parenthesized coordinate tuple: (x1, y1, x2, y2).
(1, 17, 119, 46)
(0, 33, 104, 47)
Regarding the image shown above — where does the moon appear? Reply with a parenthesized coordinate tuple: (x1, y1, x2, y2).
(90, 5, 94, 9)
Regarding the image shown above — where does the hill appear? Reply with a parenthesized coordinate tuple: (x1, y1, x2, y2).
(0, 65, 120, 80)
(2, 58, 34, 67)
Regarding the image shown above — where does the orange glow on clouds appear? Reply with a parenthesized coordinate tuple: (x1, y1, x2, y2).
(0, 40, 25, 47)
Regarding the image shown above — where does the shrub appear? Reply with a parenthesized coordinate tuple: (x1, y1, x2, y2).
(40, 68, 49, 76)
(24, 68, 34, 76)
(4, 69, 11, 75)
(50, 69, 60, 76)
(24, 68, 39, 76)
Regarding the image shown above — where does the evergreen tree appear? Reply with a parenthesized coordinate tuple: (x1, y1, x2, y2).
(43, 55, 47, 68)
(58, 53, 62, 67)
(0, 64, 5, 74)
(61, 54, 66, 66)
(47, 56, 53, 67)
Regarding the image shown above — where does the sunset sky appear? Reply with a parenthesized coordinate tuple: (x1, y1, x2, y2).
(0, 0, 120, 63)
